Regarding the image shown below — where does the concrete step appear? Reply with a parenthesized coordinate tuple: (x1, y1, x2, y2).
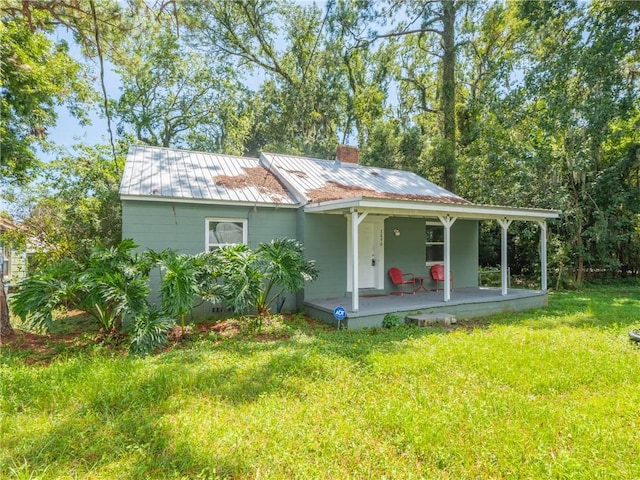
(405, 313, 457, 326)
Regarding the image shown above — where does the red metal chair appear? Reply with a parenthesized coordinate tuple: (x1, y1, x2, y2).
(430, 264, 454, 292)
(388, 267, 416, 295)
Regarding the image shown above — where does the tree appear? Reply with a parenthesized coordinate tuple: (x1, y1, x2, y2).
(113, 16, 249, 153)
(337, 0, 473, 191)
(6, 144, 124, 267)
(0, 276, 11, 337)
(512, 0, 640, 282)
(183, 0, 352, 158)
(0, 14, 95, 185)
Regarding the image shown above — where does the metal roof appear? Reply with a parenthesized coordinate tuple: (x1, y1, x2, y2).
(120, 146, 297, 205)
(119, 147, 559, 221)
(260, 153, 468, 204)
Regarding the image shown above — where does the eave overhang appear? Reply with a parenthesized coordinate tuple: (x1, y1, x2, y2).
(120, 194, 299, 209)
(303, 196, 560, 222)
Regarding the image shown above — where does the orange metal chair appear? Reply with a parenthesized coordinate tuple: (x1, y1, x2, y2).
(430, 264, 454, 292)
(388, 267, 416, 295)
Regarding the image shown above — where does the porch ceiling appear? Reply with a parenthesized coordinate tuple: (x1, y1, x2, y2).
(304, 196, 559, 222)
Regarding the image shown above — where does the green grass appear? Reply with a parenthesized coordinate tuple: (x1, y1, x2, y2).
(2, 283, 640, 479)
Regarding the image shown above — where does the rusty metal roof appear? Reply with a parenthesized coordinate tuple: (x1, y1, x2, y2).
(120, 146, 297, 205)
(120, 146, 469, 207)
(260, 153, 469, 204)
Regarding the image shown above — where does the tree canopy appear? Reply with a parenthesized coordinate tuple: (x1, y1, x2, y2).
(2, 0, 639, 283)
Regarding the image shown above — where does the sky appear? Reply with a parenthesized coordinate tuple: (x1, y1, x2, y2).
(44, 29, 120, 157)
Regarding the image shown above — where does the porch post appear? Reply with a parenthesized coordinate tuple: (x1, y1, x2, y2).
(438, 215, 457, 302)
(538, 220, 548, 292)
(497, 218, 513, 296)
(351, 209, 367, 313)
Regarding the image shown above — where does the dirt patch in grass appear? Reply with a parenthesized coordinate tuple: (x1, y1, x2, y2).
(191, 314, 332, 341)
(197, 319, 243, 337)
(0, 329, 102, 364)
(2, 313, 332, 362)
(1, 311, 121, 364)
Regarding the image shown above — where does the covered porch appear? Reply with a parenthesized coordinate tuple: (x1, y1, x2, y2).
(302, 196, 559, 327)
(304, 287, 548, 329)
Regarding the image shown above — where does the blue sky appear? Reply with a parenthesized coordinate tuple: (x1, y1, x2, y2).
(45, 28, 120, 156)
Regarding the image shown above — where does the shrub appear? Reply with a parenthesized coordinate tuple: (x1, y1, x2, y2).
(9, 259, 78, 331)
(157, 250, 200, 327)
(11, 239, 153, 350)
(204, 238, 318, 318)
(382, 313, 401, 328)
(127, 306, 174, 357)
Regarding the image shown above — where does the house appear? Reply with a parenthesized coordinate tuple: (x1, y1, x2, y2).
(120, 145, 559, 328)
(0, 217, 28, 287)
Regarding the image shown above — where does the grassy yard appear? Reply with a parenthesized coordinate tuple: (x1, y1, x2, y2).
(2, 283, 640, 479)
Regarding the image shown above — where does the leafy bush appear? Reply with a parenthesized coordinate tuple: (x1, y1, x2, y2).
(73, 239, 151, 333)
(11, 239, 153, 349)
(204, 238, 318, 317)
(157, 250, 200, 327)
(382, 313, 401, 328)
(205, 244, 263, 314)
(10, 237, 318, 353)
(256, 238, 319, 316)
(9, 259, 78, 331)
(127, 306, 174, 357)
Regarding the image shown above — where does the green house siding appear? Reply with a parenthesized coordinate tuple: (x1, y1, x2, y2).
(302, 214, 348, 300)
(450, 220, 479, 288)
(384, 218, 478, 291)
(122, 200, 299, 316)
(384, 217, 426, 289)
(122, 200, 297, 253)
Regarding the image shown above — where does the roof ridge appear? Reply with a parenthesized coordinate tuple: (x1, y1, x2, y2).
(130, 144, 259, 162)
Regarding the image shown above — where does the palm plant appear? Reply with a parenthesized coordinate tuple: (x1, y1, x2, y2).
(76, 239, 150, 334)
(255, 238, 318, 317)
(205, 238, 318, 318)
(10, 259, 79, 331)
(157, 249, 200, 327)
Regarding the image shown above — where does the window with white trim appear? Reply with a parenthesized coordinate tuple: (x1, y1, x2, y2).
(425, 222, 444, 265)
(206, 218, 247, 251)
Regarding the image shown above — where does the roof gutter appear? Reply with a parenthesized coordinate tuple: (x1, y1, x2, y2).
(304, 196, 560, 221)
(120, 194, 299, 209)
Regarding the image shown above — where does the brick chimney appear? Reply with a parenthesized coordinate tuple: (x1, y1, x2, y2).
(336, 144, 359, 164)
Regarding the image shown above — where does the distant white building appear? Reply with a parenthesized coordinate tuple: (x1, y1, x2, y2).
(0, 217, 28, 285)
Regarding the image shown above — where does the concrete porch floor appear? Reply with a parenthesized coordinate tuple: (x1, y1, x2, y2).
(303, 287, 548, 329)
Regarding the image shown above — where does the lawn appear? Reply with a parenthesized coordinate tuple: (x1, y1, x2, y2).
(1, 283, 640, 479)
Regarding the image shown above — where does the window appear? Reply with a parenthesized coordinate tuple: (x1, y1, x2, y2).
(206, 218, 247, 251)
(425, 223, 444, 265)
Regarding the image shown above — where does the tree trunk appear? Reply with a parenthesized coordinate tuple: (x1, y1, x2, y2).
(0, 276, 14, 338)
(574, 220, 584, 285)
(440, 0, 457, 193)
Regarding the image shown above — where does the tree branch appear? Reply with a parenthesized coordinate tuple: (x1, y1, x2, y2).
(89, 0, 117, 166)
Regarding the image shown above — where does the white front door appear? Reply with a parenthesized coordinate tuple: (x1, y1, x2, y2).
(347, 215, 385, 291)
(358, 222, 375, 288)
